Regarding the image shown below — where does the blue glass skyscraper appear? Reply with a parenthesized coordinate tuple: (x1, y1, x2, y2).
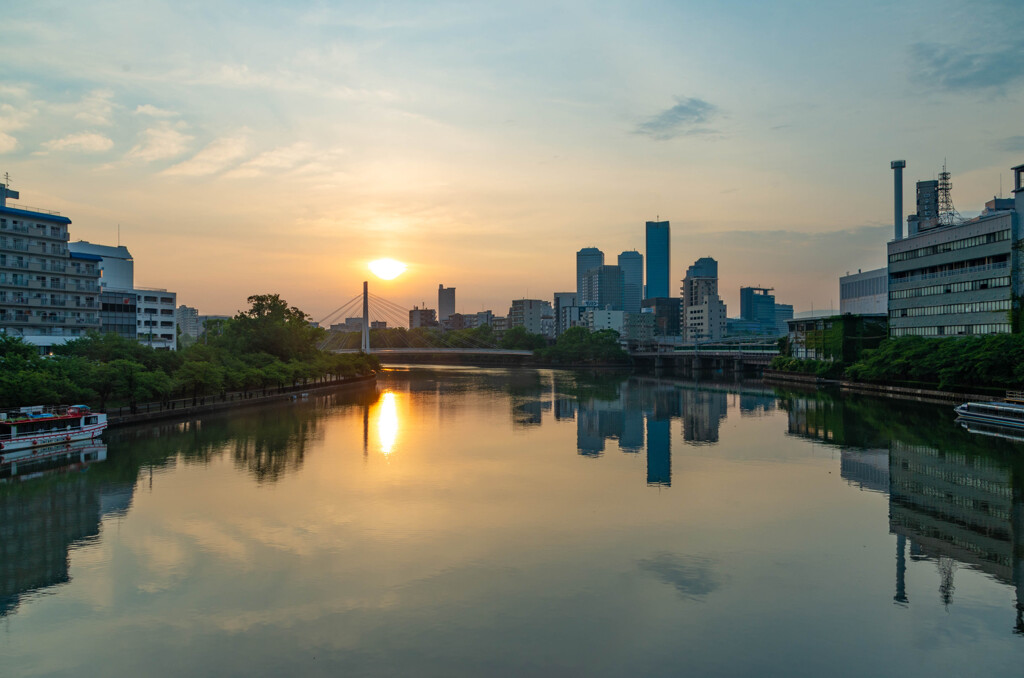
(645, 220, 670, 299)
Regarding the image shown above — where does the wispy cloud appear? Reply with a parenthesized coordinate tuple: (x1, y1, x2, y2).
(163, 134, 248, 176)
(634, 96, 720, 141)
(0, 132, 17, 154)
(1001, 135, 1024, 153)
(135, 104, 178, 118)
(223, 142, 317, 178)
(126, 122, 193, 162)
(0, 102, 34, 131)
(910, 41, 1024, 94)
(42, 132, 114, 153)
(72, 89, 116, 126)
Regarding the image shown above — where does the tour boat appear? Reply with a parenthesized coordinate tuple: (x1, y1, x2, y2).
(0, 405, 107, 459)
(954, 400, 1024, 431)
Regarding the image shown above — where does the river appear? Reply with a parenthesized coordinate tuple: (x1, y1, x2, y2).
(2, 366, 1022, 677)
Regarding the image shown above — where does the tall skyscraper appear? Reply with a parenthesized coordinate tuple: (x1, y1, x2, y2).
(645, 220, 670, 299)
(438, 284, 455, 322)
(582, 265, 624, 310)
(576, 247, 604, 299)
(617, 250, 643, 314)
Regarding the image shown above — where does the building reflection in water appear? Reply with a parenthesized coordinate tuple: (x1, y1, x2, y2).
(0, 442, 130, 618)
(781, 388, 1024, 634)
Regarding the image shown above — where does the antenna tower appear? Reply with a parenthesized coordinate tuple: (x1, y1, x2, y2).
(937, 160, 962, 226)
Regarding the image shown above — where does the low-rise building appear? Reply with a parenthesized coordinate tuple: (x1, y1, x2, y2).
(409, 306, 438, 329)
(685, 296, 727, 342)
(840, 268, 887, 316)
(585, 309, 624, 334)
(786, 314, 887, 361)
(509, 299, 554, 337)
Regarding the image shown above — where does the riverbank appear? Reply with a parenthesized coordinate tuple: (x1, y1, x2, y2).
(107, 372, 377, 428)
(763, 369, 997, 405)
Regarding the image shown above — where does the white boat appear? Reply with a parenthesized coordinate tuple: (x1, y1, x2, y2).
(954, 400, 1024, 431)
(0, 405, 107, 459)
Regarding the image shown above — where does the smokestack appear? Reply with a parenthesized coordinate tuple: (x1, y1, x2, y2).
(891, 160, 906, 240)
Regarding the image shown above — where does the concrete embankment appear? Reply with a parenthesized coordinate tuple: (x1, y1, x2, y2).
(763, 369, 995, 405)
(107, 372, 377, 428)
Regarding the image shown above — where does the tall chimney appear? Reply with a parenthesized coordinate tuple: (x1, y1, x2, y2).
(891, 160, 906, 240)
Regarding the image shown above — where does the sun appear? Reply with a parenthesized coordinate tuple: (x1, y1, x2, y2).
(368, 258, 407, 280)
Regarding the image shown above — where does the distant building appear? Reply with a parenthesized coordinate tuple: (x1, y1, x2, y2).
(176, 305, 199, 340)
(576, 247, 604, 300)
(840, 268, 887, 315)
(622, 312, 656, 350)
(618, 251, 643, 314)
(774, 303, 794, 335)
(645, 220, 670, 299)
(0, 186, 101, 352)
(642, 297, 681, 338)
(409, 306, 438, 329)
(681, 257, 725, 342)
(553, 292, 577, 335)
(581, 265, 624, 310)
(887, 161, 1024, 337)
(560, 304, 586, 333)
(738, 286, 792, 337)
(585, 308, 624, 334)
(509, 299, 554, 337)
(438, 284, 455, 322)
(685, 295, 727, 342)
(370, 320, 387, 330)
(442, 313, 465, 331)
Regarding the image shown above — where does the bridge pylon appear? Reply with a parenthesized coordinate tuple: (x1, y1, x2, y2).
(361, 281, 370, 353)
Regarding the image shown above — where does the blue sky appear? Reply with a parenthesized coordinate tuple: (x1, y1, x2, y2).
(1, 0, 1022, 317)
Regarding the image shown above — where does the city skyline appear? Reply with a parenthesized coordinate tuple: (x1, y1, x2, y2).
(1, 1, 1022, 319)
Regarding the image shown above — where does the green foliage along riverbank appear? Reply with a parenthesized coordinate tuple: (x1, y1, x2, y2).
(0, 294, 379, 411)
(772, 333, 1024, 391)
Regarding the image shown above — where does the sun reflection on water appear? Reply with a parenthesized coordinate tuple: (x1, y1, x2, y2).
(377, 391, 399, 455)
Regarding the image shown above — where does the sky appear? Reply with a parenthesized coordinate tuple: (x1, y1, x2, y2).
(1, 0, 1022, 320)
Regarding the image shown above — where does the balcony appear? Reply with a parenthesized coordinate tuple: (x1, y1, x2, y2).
(72, 284, 99, 292)
(0, 223, 30, 234)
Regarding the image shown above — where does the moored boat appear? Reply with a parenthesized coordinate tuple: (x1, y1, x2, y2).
(0, 405, 107, 459)
(954, 400, 1024, 431)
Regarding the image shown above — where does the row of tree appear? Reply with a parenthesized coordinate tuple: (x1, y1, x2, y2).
(0, 294, 380, 411)
(771, 333, 1024, 390)
(321, 323, 629, 363)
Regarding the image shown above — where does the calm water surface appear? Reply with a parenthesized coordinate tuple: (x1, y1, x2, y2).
(2, 366, 1023, 676)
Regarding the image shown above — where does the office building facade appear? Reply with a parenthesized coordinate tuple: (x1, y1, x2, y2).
(645, 220, 670, 299)
(582, 265, 624, 310)
(887, 162, 1023, 337)
(576, 247, 604, 299)
(618, 250, 643, 314)
(840, 268, 888, 315)
(509, 299, 555, 337)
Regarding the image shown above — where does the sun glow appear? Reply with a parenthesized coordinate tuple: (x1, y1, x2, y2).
(377, 391, 399, 455)
(368, 258, 407, 280)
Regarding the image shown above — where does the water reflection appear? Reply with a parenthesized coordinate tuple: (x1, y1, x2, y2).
(377, 391, 400, 455)
(779, 387, 1024, 634)
(0, 441, 124, 618)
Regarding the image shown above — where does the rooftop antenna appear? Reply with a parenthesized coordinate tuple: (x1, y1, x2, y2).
(937, 159, 963, 226)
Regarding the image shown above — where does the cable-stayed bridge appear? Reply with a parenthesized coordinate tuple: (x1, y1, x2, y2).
(316, 282, 778, 369)
(316, 282, 521, 355)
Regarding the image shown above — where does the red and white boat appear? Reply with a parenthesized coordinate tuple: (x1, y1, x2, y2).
(0, 405, 107, 460)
